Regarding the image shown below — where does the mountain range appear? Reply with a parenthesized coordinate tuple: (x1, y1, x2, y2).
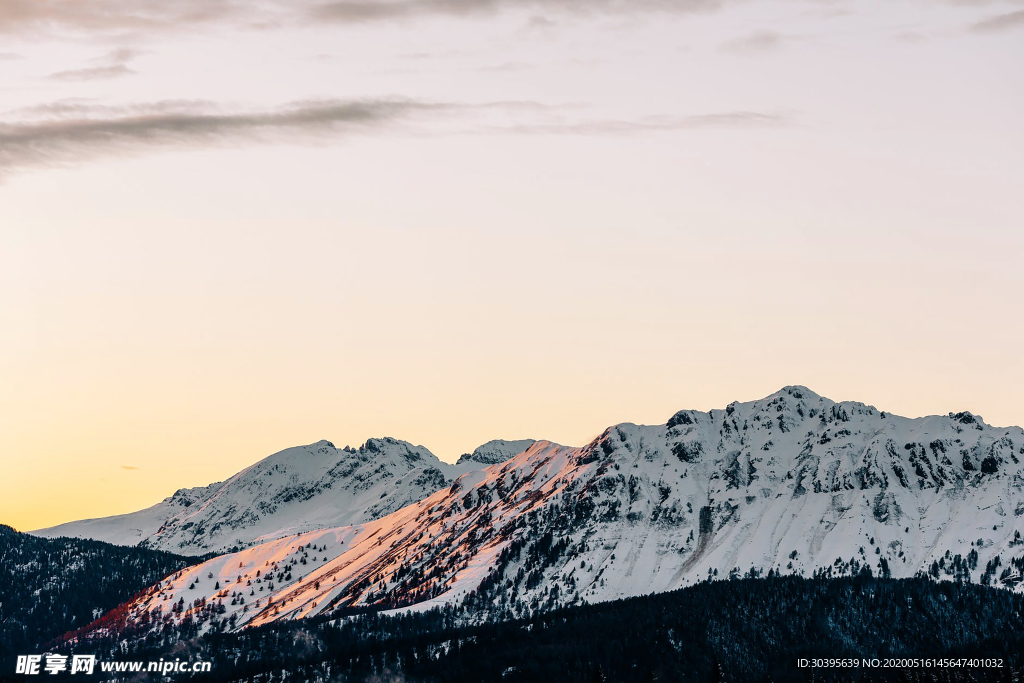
(48, 386, 1024, 644)
(32, 438, 536, 555)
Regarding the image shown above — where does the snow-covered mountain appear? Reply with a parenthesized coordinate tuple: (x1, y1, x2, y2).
(455, 439, 537, 468)
(91, 386, 1024, 639)
(27, 482, 224, 551)
(32, 437, 535, 556)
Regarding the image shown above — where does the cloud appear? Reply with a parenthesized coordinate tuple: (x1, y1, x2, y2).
(6, 0, 1020, 38)
(493, 111, 791, 135)
(311, 0, 727, 23)
(969, 8, 1024, 32)
(525, 14, 558, 30)
(0, 97, 788, 177)
(0, 97, 443, 175)
(47, 46, 140, 81)
(120, 464, 140, 470)
(107, 47, 142, 62)
(0, 0, 728, 35)
(720, 30, 789, 53)
(0, 52, 20, 60)
(950, 0, 1024, 6)
(48, 63, 136, 81)
(0, 0, 244, 34)
(893, 30, 930, 44)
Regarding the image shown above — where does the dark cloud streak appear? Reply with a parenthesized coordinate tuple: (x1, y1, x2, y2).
(48, 63, 136, 81)
(969, 8, 1024, 32)
(311, 0, 726, 23)
(0, 97, 788, 178)
(0, 98, 442, 175)
(0, 0, 727, 35)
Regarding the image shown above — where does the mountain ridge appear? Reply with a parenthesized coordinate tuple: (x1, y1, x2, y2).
(31, 436, 540, 555)
(70, 386, 1024, 643)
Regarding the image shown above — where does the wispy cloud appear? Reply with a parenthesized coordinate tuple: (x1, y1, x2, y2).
(311, 0, 727, 24)
(0, 97, 788, 177)
(494, 111, 791, 135)
(524, 14, 558, 31)
(0, 97, 443, 175)
(0, 51, 20, 60)
(5, 0, 1020, 39)
(0, 0, 244, 34)
(47, 47, 140, 81)
(107, 48, 142, 63)
(120, 464, 140, 470)
(893, 30, 930, 44)
(48, 63, 135, 81)
(969, 8, 1024, 32)
(0, 0, 729, 35)
(719, 30, 789, 53)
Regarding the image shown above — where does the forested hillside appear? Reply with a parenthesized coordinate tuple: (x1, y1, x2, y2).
(69, 576, 1024, 682)
(0, 524, 204, 658)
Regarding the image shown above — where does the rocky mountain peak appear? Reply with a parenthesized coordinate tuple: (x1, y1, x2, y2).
(456, 439, 537, 467)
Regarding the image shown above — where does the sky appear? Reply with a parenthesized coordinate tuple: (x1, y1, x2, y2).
(1, 0, 1022, 532)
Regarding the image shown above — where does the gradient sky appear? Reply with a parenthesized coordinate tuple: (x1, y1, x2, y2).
(1, 0, 1022, 532)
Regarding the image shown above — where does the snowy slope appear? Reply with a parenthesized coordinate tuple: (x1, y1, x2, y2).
(32, 438, 535, 556)
(26, 483, 224, 549)
(454, 439, 537, 470)
(96, 386, 1024, 638)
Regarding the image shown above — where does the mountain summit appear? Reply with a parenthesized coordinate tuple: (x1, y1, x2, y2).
(456, 439, 537, 468)
(31, 437, 538, 555)
(83, 387, 1024, 639)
